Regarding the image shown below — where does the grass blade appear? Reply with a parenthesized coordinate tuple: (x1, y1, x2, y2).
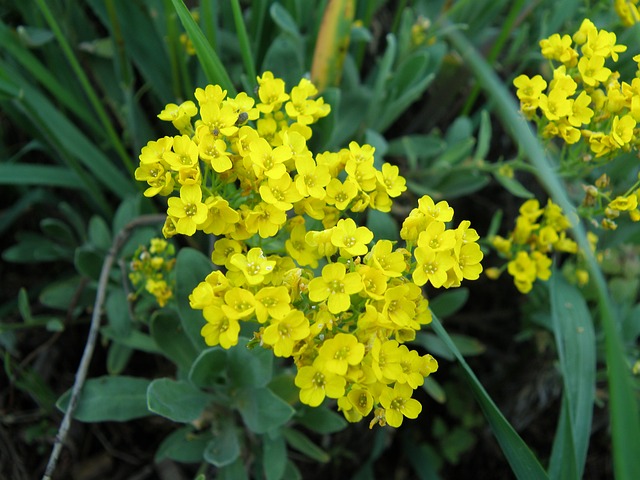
(171, 0, 236, 95)
(444, 24, 640, 480)
(430, 314, 548, 480)
(34, 0, 134, 175)
(0, 164, 83, 189)
(548, 272, 595, 479)
(230, 0, 256, 89)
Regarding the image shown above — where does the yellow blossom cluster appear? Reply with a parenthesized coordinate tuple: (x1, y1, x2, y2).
(581, 173, 640, 230)
(513, 19, 640, 159)
(491, 199, 580, 293)
(129, 238, 176, 307)
(135, 73, 484, 427)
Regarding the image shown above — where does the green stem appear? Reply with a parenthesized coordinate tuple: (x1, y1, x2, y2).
(35, 0, 134, 176)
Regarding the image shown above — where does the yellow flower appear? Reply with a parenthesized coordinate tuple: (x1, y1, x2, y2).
(201, 307, 240, 349)
(257, 71, 290, 113)
(317, 333, 365, 375)
(610, 114, 636, 147)
(365, 240, 407, 277)
(412, 247, 455, 288)
(221, 287, 256, 320)
(578, 55, 611, 87)
(157, 100, 197, 134)
(249, 137, 291, 180)
(609, 195, 638, 211)
(307, 263, 363, 313)
(294, 156, 330, 199)
(538, 88, 572, 120)
(163, 134, 199, 171)
(285, 223, 320, 268)
(259, 173, 303, 211)
(166, 185, 208, 236)
(507, 251, 536, 293)
(198, 101, 238, 137)
(229, 247, 276, 285)
(262, 309, 310, 357)
(416, 221, 456, 252)
(255, 286, 291, 323)
(379, 383, 422, 428)
(198, 132, 232, 172)
(295, 363, 346, 407)
(513, 74, 547, 106)
(568, 91, 594, 126)
(357, 265, 387, 300)
(539, 33, 577, 65)
(325, 178, 359, 210)
(330, 218, 374, 257)
(201, 196, 240, 236)
(244, 202, 288, 238)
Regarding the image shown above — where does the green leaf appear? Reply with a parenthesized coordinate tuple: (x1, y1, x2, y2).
(171, 0, 235, 94)
(105, 288, 132, 338)
(3, 232, 72, 263)
(228, 338, 273, 388)
(236, 387, 295, 434)
(175, 248, 212, 351)
(422, 376, 446, 404)
(56, 376, 151, 422)
(151, 311, 199, 372)
(269, 2, 300, 38)
(189, 347, 228, 388)
(494, 172, 534, 199)
(263, 434, 287, 480)
(282, 427, 330, 463)
(0, 164, 84, 189)
(260, 34, 304, 86)
(296, 405, 348, 434)
(147, 378, 213, 423)
(101, 325, 160, 354)
(548, 273, 595, 479)
(18, 288, 33, 324)
(430, 313, 548, 480)
(203, 418, 240, 467)
(40, 218, 77, 247)
(429, 288, 469, 318)
(366, 209, 399, 242)
(474, 110, 492, 160)
(74, 245, 104, 281)
(88, 215, 112, 250)
(107, 342, 134, 375)
(155, 426, 211, 463)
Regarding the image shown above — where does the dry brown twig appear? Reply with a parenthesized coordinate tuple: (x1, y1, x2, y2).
(42, 214, 166, 480)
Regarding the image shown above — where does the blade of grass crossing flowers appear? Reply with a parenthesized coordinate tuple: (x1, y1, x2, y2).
(171, 0, 236, 96)
(443, 25, 640, 480)
(34, 0, 134, 176)
(430, 314, 548, 480)
(230, 0, 256, 90)
(548, 272, 595, 480)
(310, 0, 355, 92)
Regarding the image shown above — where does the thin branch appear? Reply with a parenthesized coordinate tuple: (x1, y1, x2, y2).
(42, 214, 165, 480)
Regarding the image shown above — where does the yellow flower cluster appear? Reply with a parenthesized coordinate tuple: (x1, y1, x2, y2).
(129, 238, 176, 307)
(135, 73, 484, 427)
(513, 19, 640, 159)
(581, 173, 640, 230)
(491, 199, 579, 293)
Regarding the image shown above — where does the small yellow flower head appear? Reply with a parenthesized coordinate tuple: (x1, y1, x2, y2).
(330, 218, 374, 257)
(295, 363, 346, 407)
(307, 262, 363, 313)
(262, 309, 310, 357)
(229, 247, 276, 285)
(317, 333, 365, 375)
(507, 251, 537, 293)
(201, 308, 241, 348)
(166, 185, 208, 236)
(379, 383, 422, 428)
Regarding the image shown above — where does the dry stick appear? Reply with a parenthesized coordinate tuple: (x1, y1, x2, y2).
(42, 214, 166, 480)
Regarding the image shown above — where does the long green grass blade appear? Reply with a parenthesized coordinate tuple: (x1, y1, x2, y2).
(0, 164, 83, 189)
(430, 314, 548, 480)
(171, 0, 236, 95)
(444, 24, 640, 480)
(0, 21, 95, 129)
(34, 0, 134, 175)
(548, 272, 595, 479)
(230, 0, 256, 89)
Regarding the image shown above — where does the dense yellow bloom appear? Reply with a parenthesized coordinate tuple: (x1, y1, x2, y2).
(295, 364, 346, 407)
(229, 247, 276, 285)
(317, 333, 365, 375)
